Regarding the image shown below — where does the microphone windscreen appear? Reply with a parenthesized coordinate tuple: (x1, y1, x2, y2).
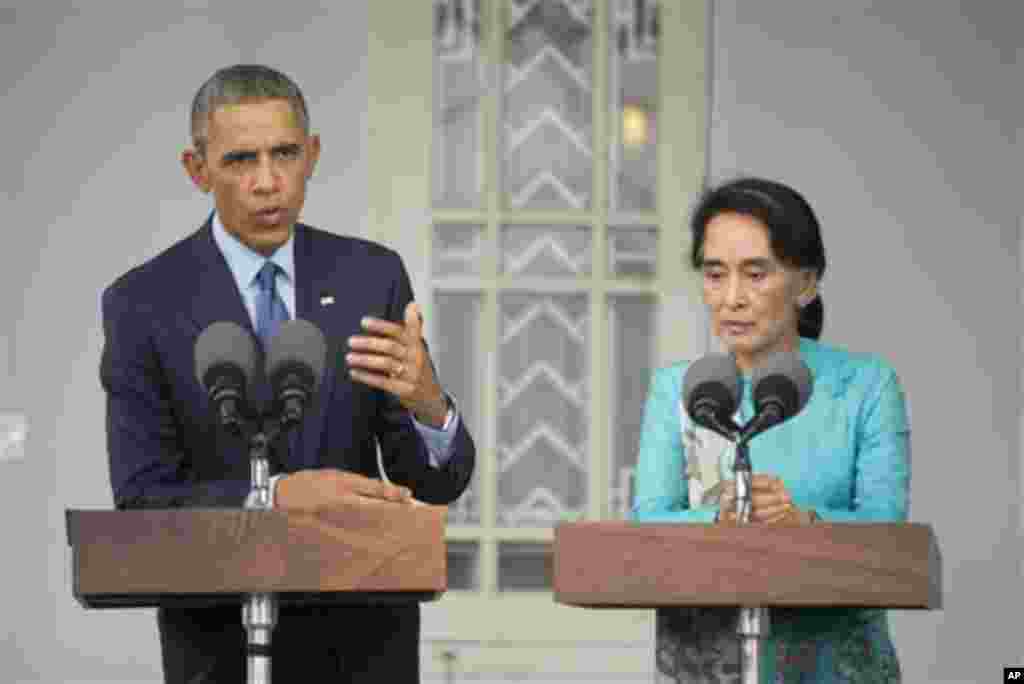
(194, 321, 258, 393)
(265, 319, 327, 393)
(750, 351, 813, 418)
(682, 353, 741, 417)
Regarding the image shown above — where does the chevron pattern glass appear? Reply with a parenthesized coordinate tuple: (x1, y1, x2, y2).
(501, 224, 592, 276)
(502, 0, 594, 209)
(497, 292, 589, 526)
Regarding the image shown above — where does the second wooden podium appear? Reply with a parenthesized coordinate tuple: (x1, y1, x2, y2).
(554, 521, 941, 682)
(553, 521, 940, 609)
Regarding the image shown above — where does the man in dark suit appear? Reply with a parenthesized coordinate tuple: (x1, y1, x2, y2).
(100, 64, 474, 683)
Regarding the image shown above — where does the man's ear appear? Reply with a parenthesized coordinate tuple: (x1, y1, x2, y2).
(305, 133, 321, 180)
(181, 149, 211, 193)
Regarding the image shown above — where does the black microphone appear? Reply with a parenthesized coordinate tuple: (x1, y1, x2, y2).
(682, 353, 741, 440)
(742, 351, 813, 441)
(194, 321, 258, 435)
(265, 319, 327, 428)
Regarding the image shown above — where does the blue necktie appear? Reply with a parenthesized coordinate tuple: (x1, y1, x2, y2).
(254, 261, 289, 347)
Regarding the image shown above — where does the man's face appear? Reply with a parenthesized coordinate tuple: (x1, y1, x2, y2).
(183, 98, 320, 256)
(700, 211, 814, 373)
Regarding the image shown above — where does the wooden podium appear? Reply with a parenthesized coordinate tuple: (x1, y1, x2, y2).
(553, 522, 940, 681)
(553, 522, 940, 609)
(66, 500, 448, 609)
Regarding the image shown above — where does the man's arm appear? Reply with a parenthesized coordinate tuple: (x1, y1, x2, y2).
(272, 245, 475, 511)
(362, 254, 475, 505)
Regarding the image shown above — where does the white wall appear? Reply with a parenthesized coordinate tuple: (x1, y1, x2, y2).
(1, 1, 1019, 682)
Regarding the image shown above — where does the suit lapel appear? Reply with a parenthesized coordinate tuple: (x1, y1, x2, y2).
(293, 222, 347, 345)
(186, 218, 254, 338)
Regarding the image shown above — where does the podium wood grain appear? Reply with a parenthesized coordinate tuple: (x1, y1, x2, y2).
(67, 501, 447, 607)
(553, 522, 940, 609)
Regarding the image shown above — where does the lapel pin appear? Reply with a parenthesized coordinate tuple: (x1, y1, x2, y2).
(320, 293, 335, 306)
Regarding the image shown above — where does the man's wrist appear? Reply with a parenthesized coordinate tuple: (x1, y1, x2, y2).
(415, 392, 452, 429)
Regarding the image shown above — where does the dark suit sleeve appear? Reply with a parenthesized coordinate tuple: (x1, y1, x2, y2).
(100, 282, 251, 509)
(372, 254, 475, 506)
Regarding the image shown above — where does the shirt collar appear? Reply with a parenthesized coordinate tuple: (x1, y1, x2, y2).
(211, 212, 295, 288)
(797, 337, 824, 378)
(735, 338, 820, 386)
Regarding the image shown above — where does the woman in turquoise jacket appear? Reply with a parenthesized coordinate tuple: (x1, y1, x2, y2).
(633, 177, 910, 683)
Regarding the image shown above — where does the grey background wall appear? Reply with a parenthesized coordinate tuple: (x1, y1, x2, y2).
(0, 1, 1018, 683)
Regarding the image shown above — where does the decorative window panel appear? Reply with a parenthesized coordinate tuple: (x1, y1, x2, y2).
(609, 0, 659, 212)
(502, 0, 594, 210)
(497, 293, 589, 526)
(433, 0, 484, 209)
(500, 225, 592, 276)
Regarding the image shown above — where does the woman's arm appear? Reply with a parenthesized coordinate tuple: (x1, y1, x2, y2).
(631, 366, 719, 523)
(817, 363, 910, 522)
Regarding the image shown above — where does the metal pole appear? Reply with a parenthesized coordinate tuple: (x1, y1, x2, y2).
(243, 432, 278, 684)
(243, 592, 276, 684)
(733, 440, 769, 684)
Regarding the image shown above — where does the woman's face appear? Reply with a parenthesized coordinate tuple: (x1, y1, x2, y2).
(700, 211, 815, 373)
